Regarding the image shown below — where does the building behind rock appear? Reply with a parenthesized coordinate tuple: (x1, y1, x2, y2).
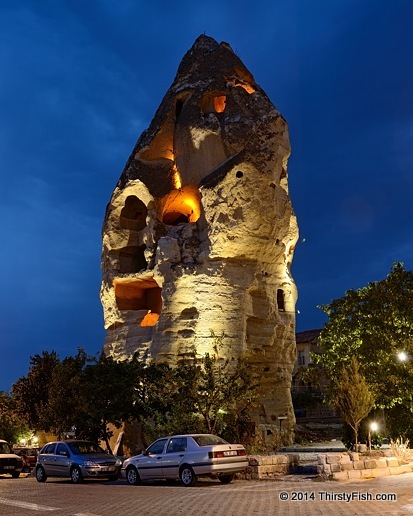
(100, 35, 299, 440)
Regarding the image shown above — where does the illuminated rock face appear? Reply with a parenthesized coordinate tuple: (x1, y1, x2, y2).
(101, 35, 299, 438)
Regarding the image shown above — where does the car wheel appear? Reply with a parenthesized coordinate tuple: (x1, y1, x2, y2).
(126, 465, 141, 485)
(179, 465, 196, 487)
(11, 471, 20, 478)
(70, 465, 83, 484)
(218, 474, 234, 484)
(35, 466, 47, 483)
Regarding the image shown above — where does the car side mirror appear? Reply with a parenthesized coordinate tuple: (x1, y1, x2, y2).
(141, 450, 148, 456)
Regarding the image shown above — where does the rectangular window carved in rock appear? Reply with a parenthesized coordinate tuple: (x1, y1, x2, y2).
(277, 289, 285, 311)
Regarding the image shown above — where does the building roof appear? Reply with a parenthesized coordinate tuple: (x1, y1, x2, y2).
(295, 329, 321, 343)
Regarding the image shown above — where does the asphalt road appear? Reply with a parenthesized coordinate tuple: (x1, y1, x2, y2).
(1, 472, 413, 515)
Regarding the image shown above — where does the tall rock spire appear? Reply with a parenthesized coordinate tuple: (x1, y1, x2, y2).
(101, 35, 299, 440)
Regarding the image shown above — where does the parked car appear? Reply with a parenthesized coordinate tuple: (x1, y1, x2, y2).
(0, 440, 23, 478)
(13, 447, 38, 472)
(35, 440, 122, 483)
(380, 438, 391, 450)
(121, 434, 248, 487)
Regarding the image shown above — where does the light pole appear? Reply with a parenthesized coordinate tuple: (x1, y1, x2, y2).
(368, 422, 378, 451)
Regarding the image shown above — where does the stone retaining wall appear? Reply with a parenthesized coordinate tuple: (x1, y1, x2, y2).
(317, 452, 413, 480)
(239, 454, 300, 480)
(238, 450, 413, 480)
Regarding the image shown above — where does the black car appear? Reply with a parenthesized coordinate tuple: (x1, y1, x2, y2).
(0, 440, 23, 478)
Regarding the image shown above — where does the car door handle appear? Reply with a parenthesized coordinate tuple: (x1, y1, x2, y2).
(178, 454, 184, 457)
(156, 456, 162, 460)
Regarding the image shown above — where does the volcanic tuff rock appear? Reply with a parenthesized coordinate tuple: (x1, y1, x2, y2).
(101, 35, 299, 438)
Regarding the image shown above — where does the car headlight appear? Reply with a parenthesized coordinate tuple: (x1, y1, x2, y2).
(115, 459, 122, 467)
(83, 461, 98, 467)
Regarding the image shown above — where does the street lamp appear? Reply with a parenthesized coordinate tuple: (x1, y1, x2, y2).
(368, 422, 378, 451)
(397, 351, 408, 362)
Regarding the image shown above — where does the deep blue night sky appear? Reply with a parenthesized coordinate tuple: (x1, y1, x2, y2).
(1, 0, 412, 391)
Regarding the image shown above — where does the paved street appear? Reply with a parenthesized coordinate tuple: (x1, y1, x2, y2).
(1, 472, 413, 516)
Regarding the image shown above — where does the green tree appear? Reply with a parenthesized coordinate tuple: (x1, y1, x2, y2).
(12, 351, 60, 429)
(332, 357, 375, 446)
(313, 263, 413, 438)
(12, 349, 137, 451)
(39, 349, 87, 438)
(130, 333, 258, 441)
(131, 359, 204, 443)
(0, 392, 31, 444)
(74, 351, 136, 451)
(183, 333, 258, 436)
(10, 334, 258, 449)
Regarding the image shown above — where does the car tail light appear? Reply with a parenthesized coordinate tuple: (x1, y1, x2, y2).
(209, 451, 224, 459)
(208, 449, 247, 458)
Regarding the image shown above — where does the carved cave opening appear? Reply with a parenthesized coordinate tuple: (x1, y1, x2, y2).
(161, 185, 201, 226)
(120, 196, 148, 230)
(119, 245, 147, 273)
(175, 92, 191, 121)
(114, 279, 162, 326)
(176, 99, 184, 119)
(277, 289, 285, 311)
(230, 68, 256, 94)
(200, 92, 226, 114)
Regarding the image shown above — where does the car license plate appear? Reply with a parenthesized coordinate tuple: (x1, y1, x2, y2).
(223, 451, 237, 456)
(4, 466, 15, 470)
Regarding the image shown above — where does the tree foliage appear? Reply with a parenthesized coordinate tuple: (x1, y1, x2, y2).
(76, 351, 136, 451)
(131, 332, 259, 442)
(188, 333, 258, 436)
(11, 333, 258, 448)
(12, 351, 60, 428)
(313, 262, 413, 438)
(332, 357, 375, 446)
(39, 349, 87, 438)
(0, 391, 31, 444)
(12, 349, 136, 452)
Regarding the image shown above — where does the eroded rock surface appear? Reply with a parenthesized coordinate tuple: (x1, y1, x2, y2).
(101, 35, 299, 438)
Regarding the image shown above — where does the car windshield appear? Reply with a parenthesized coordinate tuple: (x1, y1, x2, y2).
(67, 442, 106, 455)
(192, 435, 228, 446)
(0, 442, 12, 454)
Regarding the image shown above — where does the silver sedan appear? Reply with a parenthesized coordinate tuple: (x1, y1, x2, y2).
(121, 434, 248, 487)
(35, 440, 122, 483)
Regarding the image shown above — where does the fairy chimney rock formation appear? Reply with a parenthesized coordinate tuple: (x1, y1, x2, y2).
(101, 35, 299, 438)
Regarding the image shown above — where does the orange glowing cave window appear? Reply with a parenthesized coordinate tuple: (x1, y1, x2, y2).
(213, 96, 226, 113)
(140, 311, 159, 326)
(229, 68, 256, 94)
(114, 278, 162, 327)
(200, 92, 226, 114)
(235, 82, 255, 94)
(161, 185, 201, 226)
